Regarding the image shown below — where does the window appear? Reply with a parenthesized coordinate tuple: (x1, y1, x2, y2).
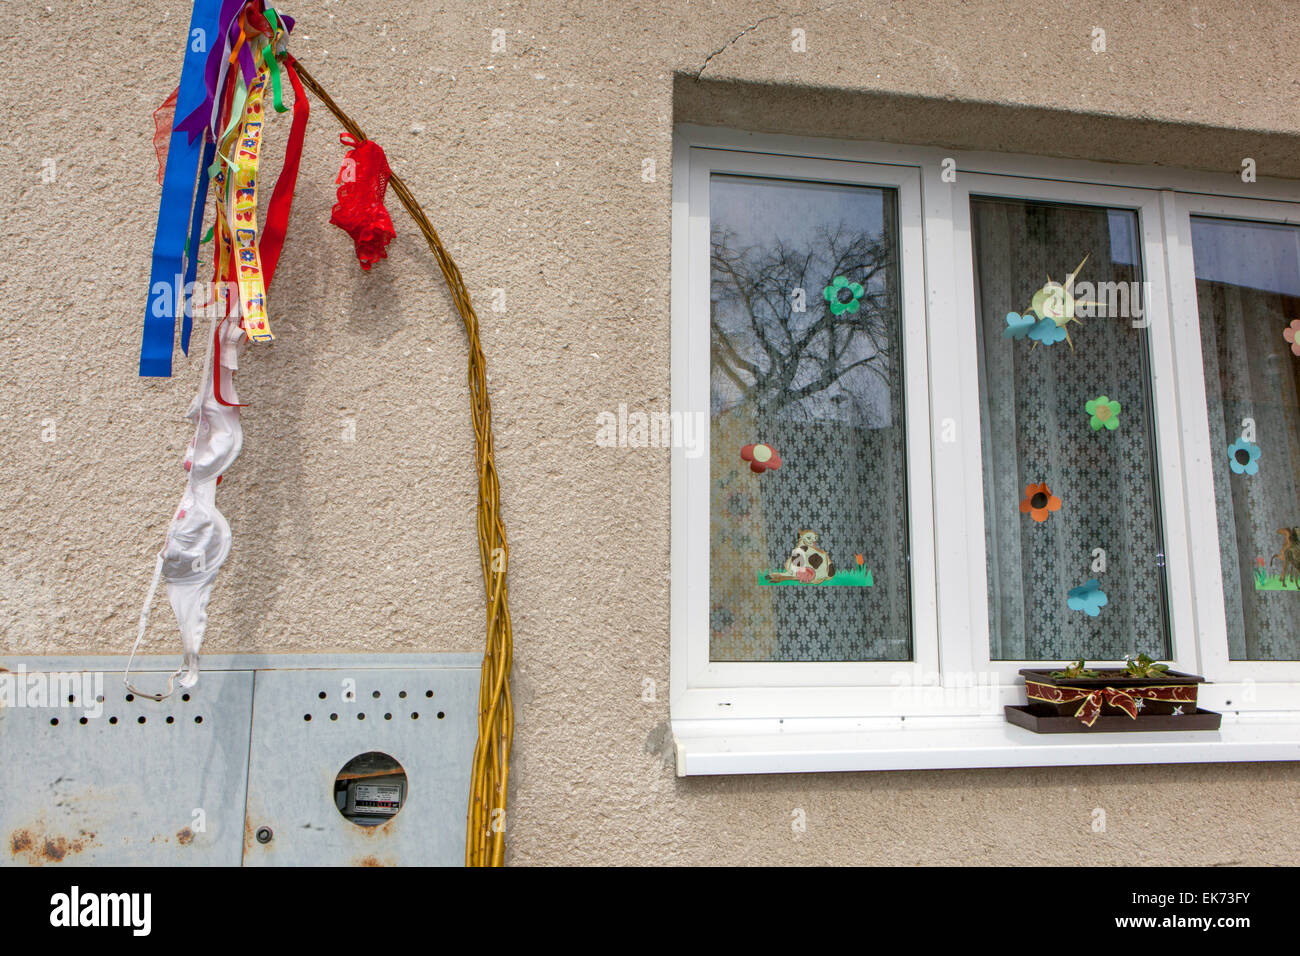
(708, 174, 911, 663)
(1191, 216, 1300, 662)
(970, 198, 1170, 663)
(670, 127, 1300, 774)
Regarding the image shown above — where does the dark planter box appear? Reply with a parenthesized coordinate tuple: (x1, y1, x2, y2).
(1005, 705, 1222, 733)
(1019, 667, 1205, 719)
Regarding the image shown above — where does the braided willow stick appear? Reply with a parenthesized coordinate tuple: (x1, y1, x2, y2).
(293, 59, 514, 867)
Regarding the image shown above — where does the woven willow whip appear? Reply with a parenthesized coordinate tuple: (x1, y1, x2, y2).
(293, 59, 514, 867)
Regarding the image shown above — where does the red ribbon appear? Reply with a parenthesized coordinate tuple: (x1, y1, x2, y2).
(1024, 680, 1198, 726)
(260, 56, 308, 287)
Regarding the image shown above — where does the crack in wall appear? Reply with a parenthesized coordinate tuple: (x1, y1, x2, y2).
(696, 15, 781, 79)
(694, 4, 850, 80)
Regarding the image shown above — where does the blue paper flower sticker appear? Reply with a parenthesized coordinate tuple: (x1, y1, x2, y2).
(1067, 579, 1109, 617)
(1028, 318, 1069, 345)
(1003, 312, 1036, 339)
(1227, 438, 1261, 475)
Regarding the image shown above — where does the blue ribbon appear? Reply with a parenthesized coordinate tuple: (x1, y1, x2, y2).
(139, 0, 224, 378)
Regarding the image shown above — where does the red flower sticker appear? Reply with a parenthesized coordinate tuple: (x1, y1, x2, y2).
(740, 442, 782, 474)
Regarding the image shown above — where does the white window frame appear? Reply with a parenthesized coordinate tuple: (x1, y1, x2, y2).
(670, 124, 1300, 775)
(673, 146, 938, 723)
(945, 174, 1199, 686)
(1167, 192, 1300, 687)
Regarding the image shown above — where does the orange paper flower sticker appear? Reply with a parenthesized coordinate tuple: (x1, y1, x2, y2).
(1019, 482, 1062, 523)
(740, 443, 782, 474)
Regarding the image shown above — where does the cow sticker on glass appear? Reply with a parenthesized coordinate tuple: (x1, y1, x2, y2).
(758, 529, 874, 587)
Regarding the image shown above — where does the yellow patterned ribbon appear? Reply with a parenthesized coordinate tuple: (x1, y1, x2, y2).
(215, 57, 272, 343)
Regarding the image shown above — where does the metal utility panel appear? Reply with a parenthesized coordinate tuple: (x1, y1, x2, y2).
(242, 666, 478, 867)
(1, 655, 480, 867)
(0, 669, 254, 866)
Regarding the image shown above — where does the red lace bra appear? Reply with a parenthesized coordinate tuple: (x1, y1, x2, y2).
(330, 132, 396, 270)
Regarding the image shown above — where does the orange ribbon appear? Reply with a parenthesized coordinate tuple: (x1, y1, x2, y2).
(1024, 680, 1198, 726)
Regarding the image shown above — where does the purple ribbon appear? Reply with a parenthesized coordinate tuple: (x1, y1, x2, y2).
(173, 0, 254, 144)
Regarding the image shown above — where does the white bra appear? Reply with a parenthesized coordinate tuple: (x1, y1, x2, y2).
(127, 315, 244, 700)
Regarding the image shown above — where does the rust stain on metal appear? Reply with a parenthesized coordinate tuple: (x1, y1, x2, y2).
(9, 825, 95, 865)
(361, 818, 394, 838)
(176, 827, 194, 846)
(355, 855, 387, 867)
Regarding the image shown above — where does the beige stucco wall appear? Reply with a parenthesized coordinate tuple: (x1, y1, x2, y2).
(2, 0, 1298, 864)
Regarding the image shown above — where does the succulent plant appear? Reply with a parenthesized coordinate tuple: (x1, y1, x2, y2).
(1124, 653, 1171, 679)
(1050, 658, 1100, 679)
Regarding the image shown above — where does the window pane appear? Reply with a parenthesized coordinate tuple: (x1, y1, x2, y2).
(971, 197, 1171, 661)
(1192, 216, 1300, 661)
(708, 174, 910, 662)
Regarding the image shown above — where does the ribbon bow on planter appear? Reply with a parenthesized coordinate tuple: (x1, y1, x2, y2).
(1023, 680, 1198, 727)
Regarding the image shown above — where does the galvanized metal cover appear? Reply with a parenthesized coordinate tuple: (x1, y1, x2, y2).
(242, 667, 477, 866)
(1, 657, 478, 867)
(0, 668, 254, 866)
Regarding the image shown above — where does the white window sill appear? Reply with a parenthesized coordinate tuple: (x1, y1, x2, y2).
(670, 713, 1300, 776)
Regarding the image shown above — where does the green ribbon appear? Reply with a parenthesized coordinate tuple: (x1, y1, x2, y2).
(263, 8, 287, 113)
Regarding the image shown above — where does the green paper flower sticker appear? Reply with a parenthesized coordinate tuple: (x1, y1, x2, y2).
(1085, 395, 1121, 431)
(823, 276, 864, 315)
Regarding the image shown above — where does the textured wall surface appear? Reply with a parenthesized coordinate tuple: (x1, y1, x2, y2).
(1, 0, 1297, 865)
